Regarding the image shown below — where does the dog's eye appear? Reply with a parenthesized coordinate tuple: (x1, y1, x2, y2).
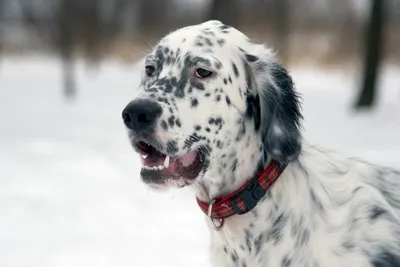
(195, 68, 213, 78)
(145, 65, 156, 77)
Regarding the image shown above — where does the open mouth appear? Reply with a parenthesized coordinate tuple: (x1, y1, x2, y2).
(135, 141, 204, 186)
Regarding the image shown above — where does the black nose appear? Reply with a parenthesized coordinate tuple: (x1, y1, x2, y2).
(122, 99, 162, 131)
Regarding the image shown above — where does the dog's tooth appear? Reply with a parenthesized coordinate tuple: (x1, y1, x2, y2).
(164, 155, 170, 168)
(158, 165, 164, 171)
(141, 154, 148, 159)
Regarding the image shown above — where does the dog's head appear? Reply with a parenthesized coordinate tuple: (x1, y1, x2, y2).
(122, 21, 302, 192)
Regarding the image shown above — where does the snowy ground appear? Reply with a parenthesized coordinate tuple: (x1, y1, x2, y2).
(1, 57, 399, 267)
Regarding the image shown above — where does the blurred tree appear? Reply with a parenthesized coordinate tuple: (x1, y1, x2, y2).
(77, 0, 129, 66)
(0, 0, 4, 69)
(136, 0, 168, 35)
(208, 0, 240, 27)
(355, 0, 386, 109)
(272, 0, 289, 64)
(18, 0, 129, 100)
(58, 0, 76, 99)
(19, 0, 78, 99)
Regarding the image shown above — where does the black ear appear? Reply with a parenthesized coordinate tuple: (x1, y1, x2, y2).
(243, 45, 302, 163)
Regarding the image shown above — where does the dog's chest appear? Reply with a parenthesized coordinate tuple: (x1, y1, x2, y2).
(207, 212, 373, 267)
(210, 220, 298, 267)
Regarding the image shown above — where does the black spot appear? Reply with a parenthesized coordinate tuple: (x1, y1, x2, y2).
(160, 120, 168, 131)
(310, 190, 324, 213)
(215, 95, 221, 102)
(166, 140, 178, 155)
(204, 38, 213, 46)
(220, 25, 231, 30)
(174, 77, 186, 98)
(205, 92, 211, 97)
(216, 140, 223, 149)
(202, 30, 215, 36)
(190, 79, 205, 91)
(244, 229, 253, 252)
(217, 39, 225, 46)
(205, 127, 211, 132)
(223, 246, 228, 254)
(194, 125, 201, 131)
(230, 250, 238, 262)
(295, 227, 310, 247)
(282, 255, 292, 267)
(168, 116, 175, 127)
(245, 54, 259, 62)
(223, 78, 228, 84)
(215, 117, 223, 127)
(231, 159, 238, 172)
(267, 213, 287, 244)
(342, 240, 355, 250)
(254, 233, 264, 254)
(214, 61, 222, 69)
(146, 88, 158, 93)
(192, 56, 212, 67)
(176, 119, 181, 127)
(236, 123, 246, 141)
(228, 76, 232, 84)
(184, 133, 201, 149)
(368, 205, 387, 221)
(191, 98, 199, 108)
(225, 96, 231, 106)
(232, 62, 239, 77)
(371, 251, 400, 267)
(209, 118, 216, 124)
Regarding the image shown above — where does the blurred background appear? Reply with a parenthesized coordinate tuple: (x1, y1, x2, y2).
(0, 0, 399, 267)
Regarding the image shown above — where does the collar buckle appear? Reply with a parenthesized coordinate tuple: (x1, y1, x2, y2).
(230, 178, 266, 214)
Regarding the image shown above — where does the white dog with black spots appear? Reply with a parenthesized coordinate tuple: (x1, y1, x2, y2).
(122, 20, 400, 267)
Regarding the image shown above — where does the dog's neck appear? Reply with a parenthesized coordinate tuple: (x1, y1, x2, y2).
(193, 127, 266, 202)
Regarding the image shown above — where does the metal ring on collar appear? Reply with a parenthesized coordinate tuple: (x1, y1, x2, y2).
(207, 199, 224, 230)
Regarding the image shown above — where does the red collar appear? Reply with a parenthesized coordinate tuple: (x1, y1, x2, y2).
(196, 160, 286, 220)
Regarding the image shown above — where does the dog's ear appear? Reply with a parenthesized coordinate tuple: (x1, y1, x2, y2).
(242, 44, 302, 163)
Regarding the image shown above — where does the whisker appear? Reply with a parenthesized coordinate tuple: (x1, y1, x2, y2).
(140, 34, 154, 50)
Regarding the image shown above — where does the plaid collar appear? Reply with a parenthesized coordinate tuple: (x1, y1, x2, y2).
(196, 160, 286, 221)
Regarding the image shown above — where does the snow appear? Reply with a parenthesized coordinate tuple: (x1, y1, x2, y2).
(1, 57, 399, 267)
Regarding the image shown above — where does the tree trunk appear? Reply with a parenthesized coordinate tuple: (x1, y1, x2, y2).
(136, 0, 167, 34)
(59, 0, 76, 100)
(209, 0, 239, 27)
(355, 0, 385, 109)
(273, 0, 289, 64)
(0, 0, 3, 72)
(62, 54, 76, 100)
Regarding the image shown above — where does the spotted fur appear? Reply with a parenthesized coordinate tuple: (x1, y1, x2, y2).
(126, 21, 400, 267)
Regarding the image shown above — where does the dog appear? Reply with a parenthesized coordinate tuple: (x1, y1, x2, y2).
(122, 20, 400, 267)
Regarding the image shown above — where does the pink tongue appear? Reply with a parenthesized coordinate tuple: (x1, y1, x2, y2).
(178, 151, 198, 167)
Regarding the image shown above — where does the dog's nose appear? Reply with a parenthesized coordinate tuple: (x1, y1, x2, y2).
(122, 99, 162, 131)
